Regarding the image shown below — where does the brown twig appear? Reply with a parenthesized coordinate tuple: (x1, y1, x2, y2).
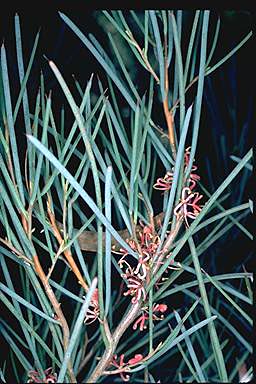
(87, 301, 141, 382)
(47, 196, 89, 293)
(126, 30, 160, 83)
(163, 35, 176, 160)
(0, 237, 33, 265)
(33, 253, 76, 382)
(64, 211, 165, 253)
(20, 210, 76, 382)
(78, 346, 96, 375)
(153, 217, 183, 275)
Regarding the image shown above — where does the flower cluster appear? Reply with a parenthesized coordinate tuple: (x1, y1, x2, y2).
(84, 288, 100, 324)
(184, 146, 201, 190)
(27, 367, 57, 383)
(153, 171, 174, 191)
(154, 147, 203, 226)
(110, 353, 144, 381)
(153, 147, 200, 192)
(174, 187, 203, 227)
(118, 223, 160, 304)
(122, 268, 147, 304)
(133, 303, 167, 331)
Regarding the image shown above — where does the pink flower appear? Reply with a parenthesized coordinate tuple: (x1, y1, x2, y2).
(133, 303, 168, 331)
(27, 367, 57, 383)
(174, 187, 203, 227)
(153, 171, 174, 191)
(111, 354, 130, 381)
(153, 147, 201, 193)
(184, 147, 201, 190)
(153, 303, 167, 313)
(84, 288, 100, 324)
(123, 274, 147, 304)
(133, 312, 148, 331)
(134, 252, 150, 280)
(118, 221, 161, 303)
(110, 353, 144, 381)
(128, 354, 144, 365)
(111, 353, 125, 369)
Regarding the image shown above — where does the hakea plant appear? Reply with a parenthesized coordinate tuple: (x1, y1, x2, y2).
(0, 10, 253, 384)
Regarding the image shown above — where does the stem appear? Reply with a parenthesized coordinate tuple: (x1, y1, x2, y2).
(87, 302, 140, 382)
(20, 211, 75, 380)
(153, 217, 183, 276)
(47, 197, 89, 292)
(171, 74, 199, 112)
(65, 211, 165, 253)
(126, 30, 160, 83)
(33, 254, 76, 382)
(87, 217, 183, 382)
(163, 35, 176, 160)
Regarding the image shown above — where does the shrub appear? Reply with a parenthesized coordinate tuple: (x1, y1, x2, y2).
(0, 10, 252, 383)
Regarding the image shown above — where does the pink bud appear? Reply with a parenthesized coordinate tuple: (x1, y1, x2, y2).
(154, 304, 167, 313)
(128, 354, 143, 365)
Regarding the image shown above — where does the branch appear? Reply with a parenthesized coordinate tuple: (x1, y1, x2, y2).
(163, 35, 176, 160)
(57, 211, 164, 253)
(126, 30, 160, 83)
(87, 302, 141, 382)
(87, 217, 183, 382)
(20, 209, 76, 382)
(47, 196, 89, 293)
(32, 253, 76, 382)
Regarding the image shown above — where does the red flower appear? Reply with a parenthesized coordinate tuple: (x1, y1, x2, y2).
(153, 303, 167, 313)
(111, 354, 130, 381)
(118, 221, 161, 303)
(132, 311, 148, 331)
(123, 273, 147, 304)
(184, 147, 201, 190)
(134, 252, 150, 280)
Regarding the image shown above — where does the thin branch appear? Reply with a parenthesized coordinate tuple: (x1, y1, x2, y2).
(0, 237, 33, 265)
(126, 30, 160, 83)
(87, 217, 182, 382)
(32, 253, 76, 382)
(60, 211, 165, 253)
(87, 302, 141, 382)
(20, 209, 76, 382)
(47, 196, 89, 293)
(163, 35, 176, 160)
(153, 217, 183, 275)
